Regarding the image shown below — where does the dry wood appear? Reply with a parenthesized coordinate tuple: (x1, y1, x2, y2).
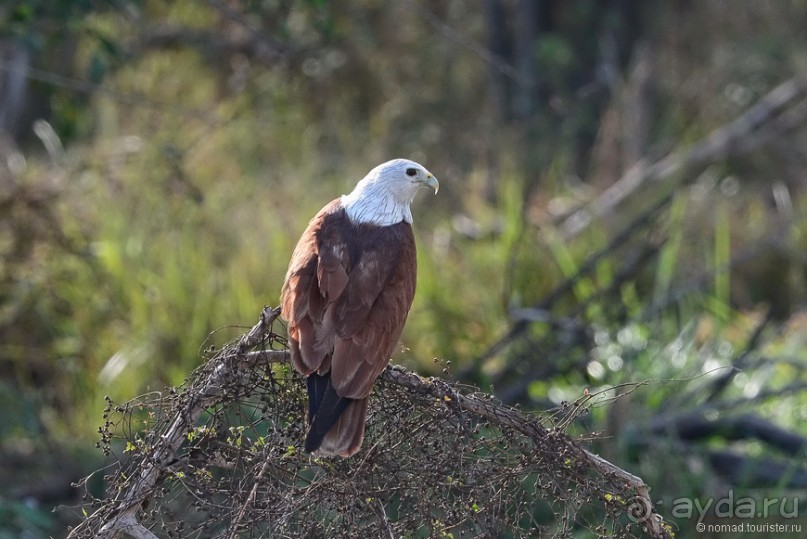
(69, 307, 670, 538)
(561, 77, 807, 239)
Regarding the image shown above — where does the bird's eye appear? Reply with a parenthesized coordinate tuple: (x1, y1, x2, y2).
(405, 167, 418, 177)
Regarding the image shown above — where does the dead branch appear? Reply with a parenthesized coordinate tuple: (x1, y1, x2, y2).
(707, 449, 807, 488)
(650, 412, 807, 458)
(473, 192, 672, 372)
(67, 307, 285, 539)
(68, 307, 670, 539)
(561, 77, 807, 239)
(382, 366, 666, 536)
(704, 308, 775, 402)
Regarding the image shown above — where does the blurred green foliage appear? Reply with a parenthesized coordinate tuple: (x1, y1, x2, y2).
(1, 0, 806, 537)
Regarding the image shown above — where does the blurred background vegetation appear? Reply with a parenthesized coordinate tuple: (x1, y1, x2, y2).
(0, 0, 805, 537)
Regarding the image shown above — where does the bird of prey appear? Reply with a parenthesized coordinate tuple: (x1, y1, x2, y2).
(280, 159, 438, 457)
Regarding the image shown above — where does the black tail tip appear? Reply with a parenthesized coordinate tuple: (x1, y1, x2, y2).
(304, 427, 325, 454)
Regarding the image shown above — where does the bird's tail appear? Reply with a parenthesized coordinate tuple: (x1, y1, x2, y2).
(304, 373, 368, 457)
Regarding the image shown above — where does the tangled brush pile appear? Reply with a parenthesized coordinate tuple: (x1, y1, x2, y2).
(67, 308, 669, 538)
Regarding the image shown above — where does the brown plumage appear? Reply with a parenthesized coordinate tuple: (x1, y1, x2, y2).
(280, 159, 438, 457)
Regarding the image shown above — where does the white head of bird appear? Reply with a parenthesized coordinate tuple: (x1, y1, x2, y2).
(341, 158, 439, 226)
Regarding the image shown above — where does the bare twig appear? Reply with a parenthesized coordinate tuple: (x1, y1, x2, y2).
(67, 308, 283, 539)
(400, 0, 526, 84)
(113, 514, 158, 539)
(704, 307, 775, 402)
(382, 365, 668, 538)
(70, 307, 670, 538)
(472, 192, 672, 371)
(368, 497, 396, 539)
(227, 460, 272, 539)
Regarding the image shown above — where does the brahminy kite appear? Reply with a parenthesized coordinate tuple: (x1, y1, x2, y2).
(280, 158, 438, 457)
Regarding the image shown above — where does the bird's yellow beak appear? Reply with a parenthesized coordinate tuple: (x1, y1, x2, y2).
(423, 174, 439, 194)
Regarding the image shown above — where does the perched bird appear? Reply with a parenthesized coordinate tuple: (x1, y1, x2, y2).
(280, 159, 438, 457)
